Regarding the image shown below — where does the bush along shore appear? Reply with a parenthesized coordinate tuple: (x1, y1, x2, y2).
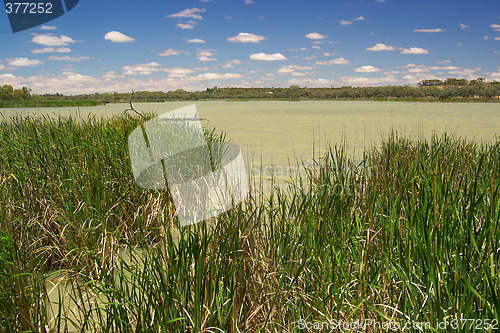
(1, 78, 500, 107)
(0, 114, 499, 331)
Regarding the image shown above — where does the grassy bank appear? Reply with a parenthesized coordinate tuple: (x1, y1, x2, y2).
(0, 114, 499, 332)
(0, 100, 103, 108)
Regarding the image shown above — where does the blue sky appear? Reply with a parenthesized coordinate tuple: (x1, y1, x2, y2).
(0, 0, 499, 94)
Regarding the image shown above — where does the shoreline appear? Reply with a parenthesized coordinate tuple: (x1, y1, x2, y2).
(1, 97, 499, 108)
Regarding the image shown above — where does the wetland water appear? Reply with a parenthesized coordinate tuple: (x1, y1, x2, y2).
(2, 100, 499, 166)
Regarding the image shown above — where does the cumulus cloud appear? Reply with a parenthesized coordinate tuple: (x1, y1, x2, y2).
(366, 43, 396, 51)
(158, 49, 190, 56)
(448, 68, 481, 77)
(177, 21, 197, 29)
(104, 31, 135, 43)
(163, 67, 195, 78)
(459, 23, 468, 29)
(32, 33, 76, 46)
(401, 47, 429, 54)
(198, 73, 244, 80)
(315, 58, 350, 65)
(277, 65, 313, 74)
(167, 8, 206, 19)
(103, 71, 125, 79)
(222, 59, 243, 68)
(340, 16, 364, 25)
(123, 62, 161, 75)
(187, 39, 206, 43)
(227, 32, 267, 43)
(40, 25, 57, 30)
(32, 47, 71, 53)
(197, 49, 217, 62)
(413, 28, 445, 32)
(355, 65, 382, 73)
(339, 75, 397, 86)
(249, 53, 287, 61)
(305, 32, 327, 40)
(245, 0, 255, 4)
(491, 24, 500, 31)
(7, 57, 43, 66)
(48, 56, 93, 61)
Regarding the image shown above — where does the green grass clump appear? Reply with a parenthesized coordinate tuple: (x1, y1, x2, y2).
(0, 113, 499, 332)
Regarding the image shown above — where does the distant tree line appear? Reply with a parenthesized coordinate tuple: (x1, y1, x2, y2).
(0, 85, 32, 100)
(2, 78, 499, 103)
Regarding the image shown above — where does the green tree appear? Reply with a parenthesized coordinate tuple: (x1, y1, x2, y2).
(0, 85, 14, 100)
(11, 89, 24, 100)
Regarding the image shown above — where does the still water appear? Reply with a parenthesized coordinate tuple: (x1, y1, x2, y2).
(2, 100, 499, 167)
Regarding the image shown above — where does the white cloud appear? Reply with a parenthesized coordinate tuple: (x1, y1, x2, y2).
(104, 31, 135, 43)
(103, 71, 125, 79)
(436, 59, 451, 65)
(227, 32, 267, 43)
(32, 33, 76, 46)
(32, 47, 71, 53)
(123, 62, 161, 75)
(200, 0, 213, 2)
(222, 59, 242, 68)
(401, 47, 429, 54)
(448, 68, 480, 76)
(0, 65, 6, 71)
(355, 65, 382, 73)
(459, 23, 468, 29)
(197, 49, 217, 62)
(495, 37, 500, 41)
(167, 8, 206, 19)
(339, 75, 397, 86)
(305, 32, 327, 40)
(341, 16, 364, 25)
(312, 45, 322, 49)
(187, 39, 206, 43)
(249, 53, 287, 61)
(315, 58, 350, 65)
(198, 72, 244, 80)
(407, 67, 428, 73)
(7, 57, 43, 66)
(366, 43, 396, 51)
(48, 56, 93, 61)
(158, 49, 190, 56)
(488, 72, 500, 80)
(163, 67, 195, 78)
(277, 65, 313, 74)
(491, 24, 500, 31)
(40, 26, 57, 30)
(177, 21, 196, 29)
(245, 0, 255, 4)
(413, 28, 445, 32)
(225, 16, 232, 19)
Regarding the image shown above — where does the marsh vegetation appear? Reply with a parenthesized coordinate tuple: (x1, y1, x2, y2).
(0, 112, 499, 332)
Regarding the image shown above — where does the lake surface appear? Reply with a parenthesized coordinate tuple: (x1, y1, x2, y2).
(2, 101, 499, 168)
